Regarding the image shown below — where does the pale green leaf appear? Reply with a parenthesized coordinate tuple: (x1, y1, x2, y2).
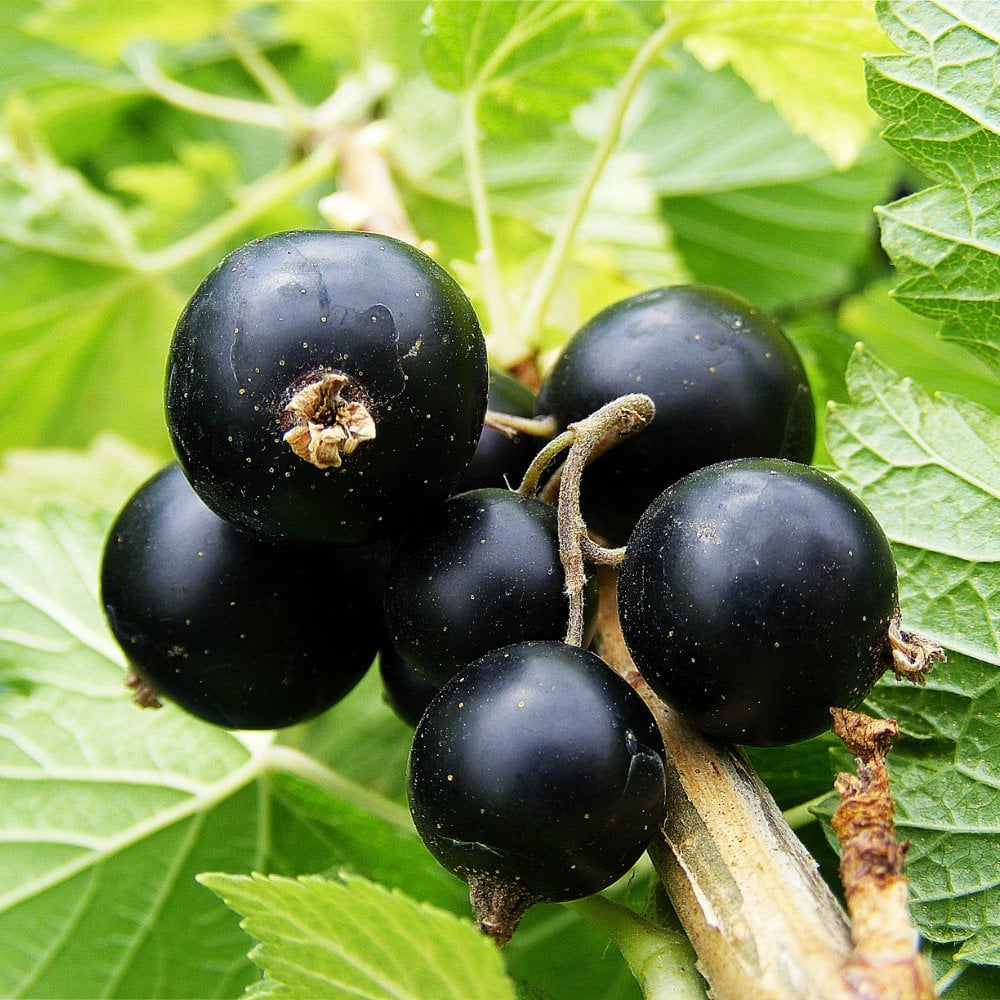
(0, 435, 159, 515)
(670, 0, 893, 168)
(867, 0, 1000, 374)
(837, 279, 999, 413)
(0, 507, 264, 997)
(422, 0, 640, 137)
(1, 0, 131, 99)
(0, 505, 420, 998)
(198, 872, 518, 1000)
(24, 0, 245, 65)
(876, 185, 1000, 376)
(1, 100, 136, 265)
(389, 75, 685, 363)
(0, 247, 181, 455)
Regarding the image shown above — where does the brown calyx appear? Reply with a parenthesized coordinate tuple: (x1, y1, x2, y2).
(467, 873, 538, 947)
(281, 372, 376, 469)
(885, 611, 946, 685)
(125, 670, 162, 709)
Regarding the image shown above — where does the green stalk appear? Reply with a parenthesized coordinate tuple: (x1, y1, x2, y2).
(135, 137, 340, 276)
(782, 792, 832, 830)
(569, 894, 706, 1000)
(518, 20, 681, 341)
(460, 92, 516, 343)
(265, 745, 413, 833)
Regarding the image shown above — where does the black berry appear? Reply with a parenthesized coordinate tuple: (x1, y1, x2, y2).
(618, 458, 898, 746)
(100, 464, 385, 729)
(537, 285, 815, 543)
(166, 230, 488, 545)
(408, 641, 667, 942)
(384, 488, 598, 685)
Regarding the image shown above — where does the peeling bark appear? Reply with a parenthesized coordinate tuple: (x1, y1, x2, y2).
(831, 708, 936, 1000)
(594, 568, 856, 1000)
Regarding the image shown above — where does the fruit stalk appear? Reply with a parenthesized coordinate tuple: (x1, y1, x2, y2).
(594, 568, 858, 1000)
(549, 393, 655, 646)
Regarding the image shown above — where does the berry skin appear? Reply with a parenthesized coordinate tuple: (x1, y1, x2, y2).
(618, 459, 898, 746)
(379, 644, 439, 728)
(166, 230, 488, 545)
(536, 285, 815, 543)
(100, 464, 386, 729)
(456, 369, 539, 492)
(407, 641, 667, 942)
(384, 488, 598, 685)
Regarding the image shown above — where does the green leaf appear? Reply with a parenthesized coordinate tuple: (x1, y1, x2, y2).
(633, 56, 897, 310)
(0, 435, 159, 515)
(826, 347, 999, 664)
(198, 871, 518, 999)
(23, 0, 241, 65)
(867, 650, 1000, 966)
(867, 0, 1000, 375)
(266, 771, 468, 914)
(823, 348, 1000, 967)
(928, 948, 1000, 997)
(838, 279, 999, 413)
(422, 1, 640, 138)
(669, 0, 893, 168)
(0, 503, 419, 997)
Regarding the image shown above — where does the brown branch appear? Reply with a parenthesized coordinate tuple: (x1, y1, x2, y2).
(320, 122, 427, 249)
(831, 708, 936, 1000)
(594, 568, 856, 1000)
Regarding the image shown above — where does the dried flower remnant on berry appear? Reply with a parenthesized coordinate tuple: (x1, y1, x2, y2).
(282, 372, 376, 469)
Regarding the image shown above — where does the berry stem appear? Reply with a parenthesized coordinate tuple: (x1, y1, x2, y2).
(517, 19, 681, 342)
(484, 410, 558, 440)
(569, 893, 706, 1000)
(516, 429, 576, 499)
(556, 394, 655, 646)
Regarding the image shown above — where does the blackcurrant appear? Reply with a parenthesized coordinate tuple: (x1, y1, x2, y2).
(383, 488, 598, 685)
(618, 458, 899, 746)
(408, 641, 667, 942)
(536, 285, 815, 543)
(100, 464, 386, 729)
(456, 368, 539, 492)
(379, 643, 439, 728)
(166, 230, 488, 545)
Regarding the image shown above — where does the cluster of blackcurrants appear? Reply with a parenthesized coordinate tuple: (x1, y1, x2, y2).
(101, 230, 912, 942)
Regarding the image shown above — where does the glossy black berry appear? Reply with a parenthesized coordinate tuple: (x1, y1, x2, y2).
(100, 464, 385, 729)
(384, 489, 598, 685)
(379, 644, 439, 728)
(166, 230, 488, 545)
(618, 459, 898, 746)
(456, 369, 539, 492)
(537, 285, 815, 543)
(408, 641, 667, 941)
